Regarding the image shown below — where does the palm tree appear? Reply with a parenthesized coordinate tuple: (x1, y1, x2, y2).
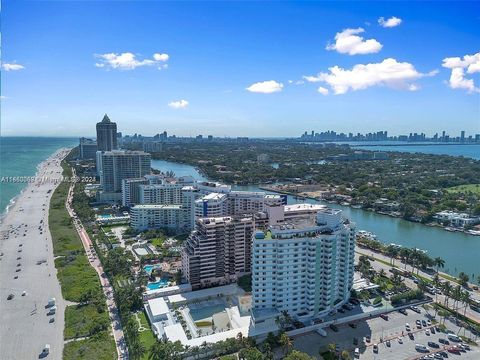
(461, 290, 471, 317)
(434, 257, 445, 275)
(458, 272, 470, 287)
(341, 350, 351, 360)
(399, 248, 411, 271)
(279, 332, 293, 356)
(200, 341, 209, 358)
(327, 343, 336, 356)
(443, 282, 453, 307)
(452, 285, 463, 312)
(385, 244, 399, 266)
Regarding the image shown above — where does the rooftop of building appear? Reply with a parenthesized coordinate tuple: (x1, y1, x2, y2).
(102, 149, 150, 156)
(284, 203, 326, 213)
(199, 192, 227, 201)
(196, 215, 253, 225)
(132, 204, 183, 210)
(255, 207, 350, 239)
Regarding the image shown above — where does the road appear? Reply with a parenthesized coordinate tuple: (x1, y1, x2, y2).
(65, 169, 128, 359)
(356, 249, 480, 324)
(0, 149, 69, 360)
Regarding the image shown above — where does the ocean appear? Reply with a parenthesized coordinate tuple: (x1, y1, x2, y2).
(1, 138, 479, 215)
(352, 143, 480, 160)
(0, 137, 78, 214)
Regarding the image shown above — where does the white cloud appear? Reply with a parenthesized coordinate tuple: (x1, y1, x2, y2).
(95, 52, 169, 70)
(378, 16, 402, 28)
(246, 80, 283, 93)
(153, 53, 169, 62)
(2, 63, 25, 71)
(168, 99, 189, 109)
(442, 52, 480, 93)
(305, 58, 434, 95)
(317, 87, 329, 96)
(326, 28, 382, 55)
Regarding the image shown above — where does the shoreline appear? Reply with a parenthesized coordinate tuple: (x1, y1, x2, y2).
(0, 148, 68, 221)
(0, 148, 71, 360)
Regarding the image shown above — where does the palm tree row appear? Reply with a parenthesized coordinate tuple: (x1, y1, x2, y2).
(358, 238, 446, 277)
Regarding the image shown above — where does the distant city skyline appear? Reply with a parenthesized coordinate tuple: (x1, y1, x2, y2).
(1, 1, 479, 136)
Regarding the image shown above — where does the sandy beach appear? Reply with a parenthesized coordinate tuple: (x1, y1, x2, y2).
(0, 148, 70, 360)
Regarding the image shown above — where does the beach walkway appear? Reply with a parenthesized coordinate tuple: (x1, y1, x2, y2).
(65, 168, 128, 359)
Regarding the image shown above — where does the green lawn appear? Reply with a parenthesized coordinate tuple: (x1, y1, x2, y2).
(49, 163, 101, 302)
(50, 157, 115, 356)
(446, 184, 480, 195)
(64, 304, 110, 340)
(138, 311, 157, 359)
(63, 331, 116, 360)
(55, 255, 101, 302)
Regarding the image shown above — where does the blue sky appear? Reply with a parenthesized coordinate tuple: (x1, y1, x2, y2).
(1, 1, 479, 137)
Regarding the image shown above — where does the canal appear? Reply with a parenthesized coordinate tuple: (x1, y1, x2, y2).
(151, 159, 480, 279)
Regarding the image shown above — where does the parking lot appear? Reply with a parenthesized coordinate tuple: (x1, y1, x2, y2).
(293, 306, 479, 360)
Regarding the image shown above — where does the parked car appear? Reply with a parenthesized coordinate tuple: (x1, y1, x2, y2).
(438, 338, 449, 345)
(373, 344, 378, 353)
(348, 323, 357, 328)
(7, 294, 14, 300)
(428, 341, 439, 348)
(329, 324, 338, 332)
(399, 308, 408, 315)
(380, 313, 389, 320)
(415, 344, 428, 352)
(411, 306, 421, 313)
(365, 335, 371, 343)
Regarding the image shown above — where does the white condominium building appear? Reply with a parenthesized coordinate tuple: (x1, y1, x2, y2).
(182, 216, 255, 290)
(128, 183, 196, 231)
(122, 178, 149, 207)
(131, 204, 190, 231)
(251, 207, 355, 325)
(196, 181, 231, 195)
(194, 192, 228, 218)
(194, 191, 285, 219)
(99, 150, 151, 193)
(140, 183, 187, 205)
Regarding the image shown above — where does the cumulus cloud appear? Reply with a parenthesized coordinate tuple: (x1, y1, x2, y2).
(317, 87, 329, 96)
(326, 28, 382, 55)
(246, 80, 283, 93)
(442, 52, 480, 93)
(168, 99, 189, 109)
(378, 16, 402, 28)
(95, 52, 169, 70)
(304, 58, 435, 95)
(2, 63, 25, 71)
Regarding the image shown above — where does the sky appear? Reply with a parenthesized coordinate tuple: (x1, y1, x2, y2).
(1, 1, 479, 138)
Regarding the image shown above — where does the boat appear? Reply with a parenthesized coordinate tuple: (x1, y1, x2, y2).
(356, 230, 377, 240)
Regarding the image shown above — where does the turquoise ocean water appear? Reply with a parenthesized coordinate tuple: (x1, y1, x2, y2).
(0, 137, 78, 214)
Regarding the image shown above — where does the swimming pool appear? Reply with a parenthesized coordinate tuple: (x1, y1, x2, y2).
(190, 304, 226, 321)
(143, 264, 161, 274)
(146, 278, 169, 290)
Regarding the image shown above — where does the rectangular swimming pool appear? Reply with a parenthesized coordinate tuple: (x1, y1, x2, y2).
(190, 304, 226, 321)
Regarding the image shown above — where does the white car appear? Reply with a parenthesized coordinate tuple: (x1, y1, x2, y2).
(398, 337, 403, 344)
